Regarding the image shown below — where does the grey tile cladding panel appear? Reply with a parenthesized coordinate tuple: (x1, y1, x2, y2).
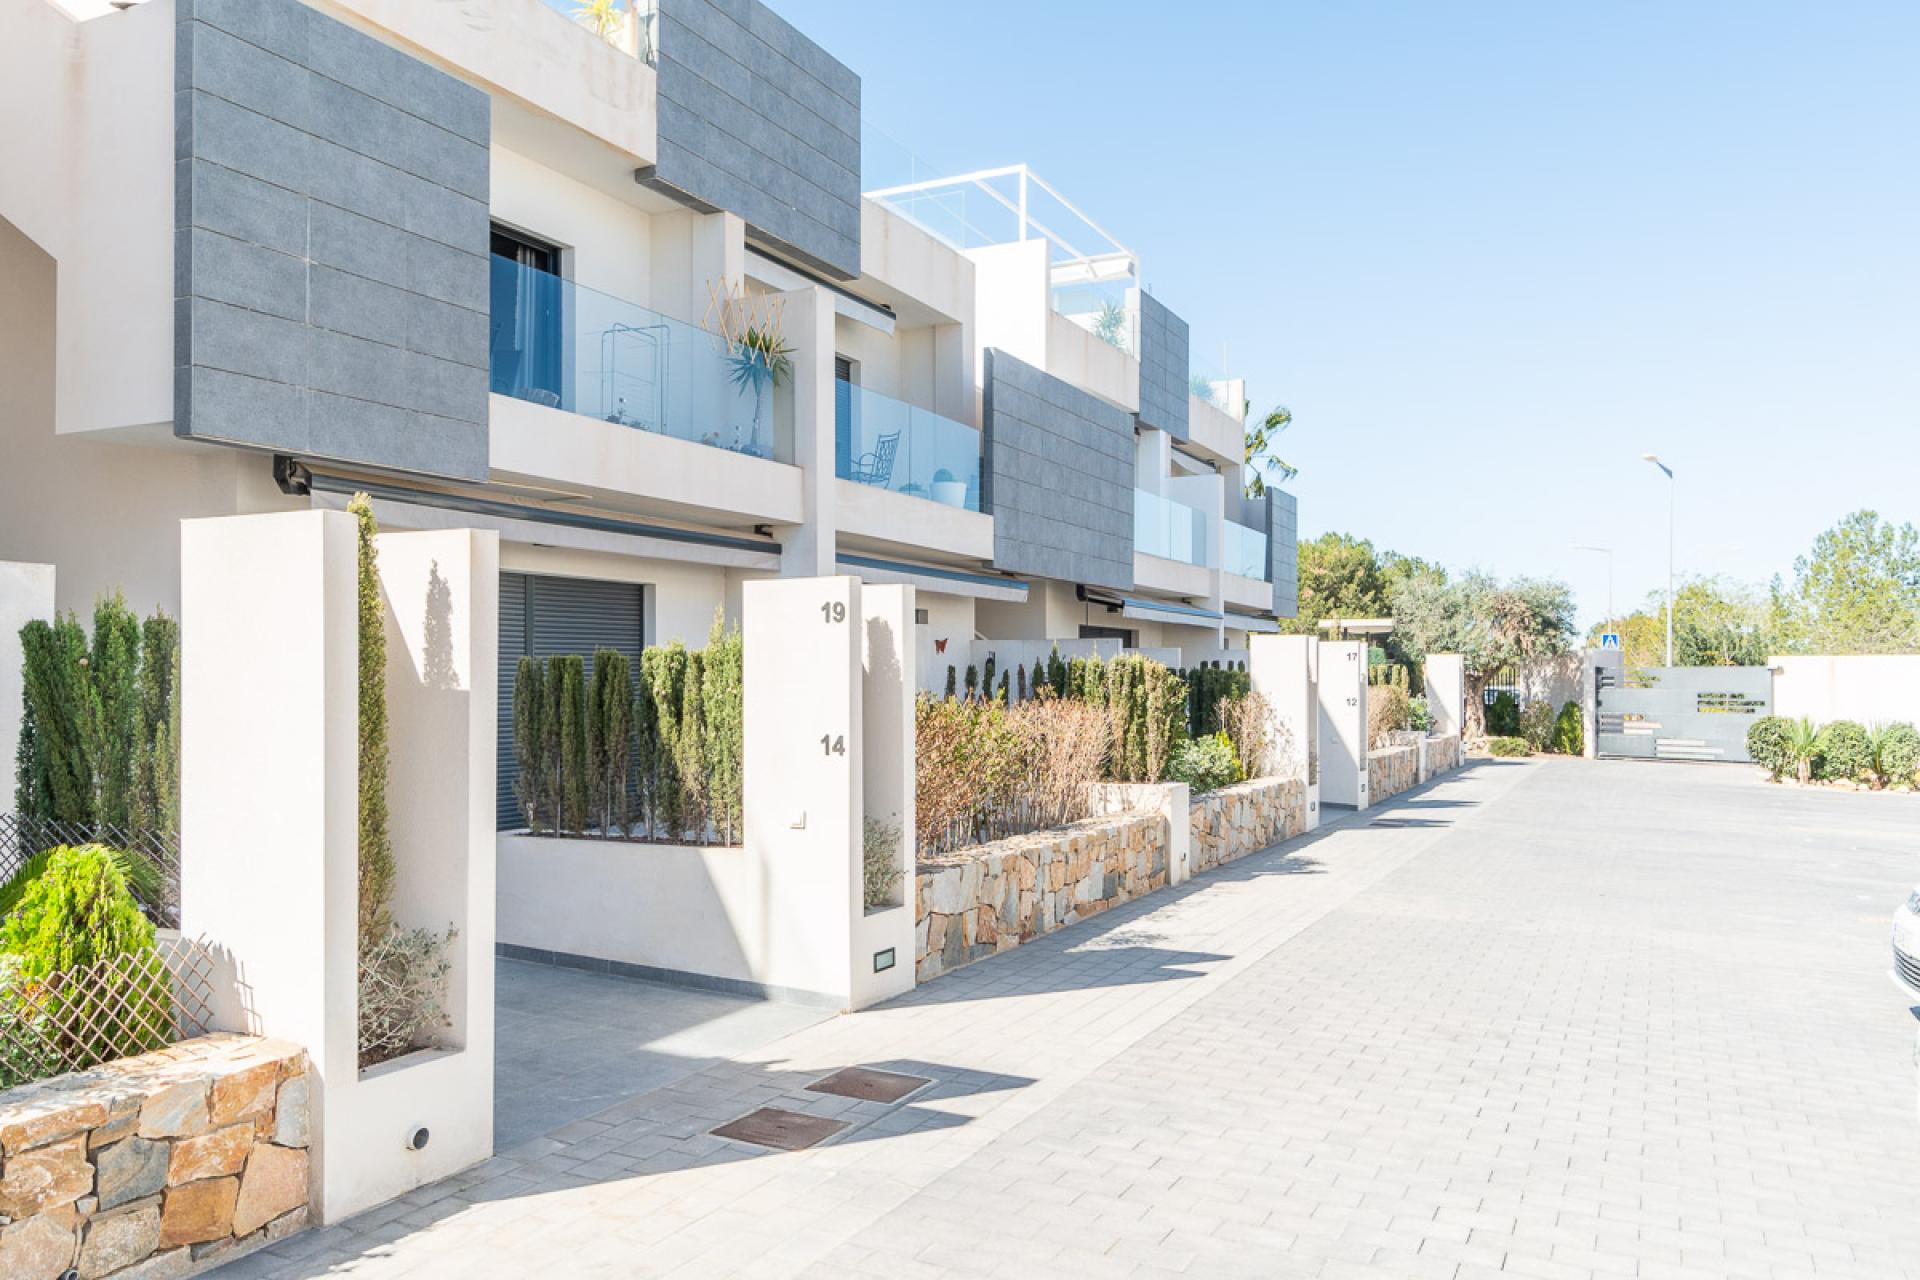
(1136, 293, 1190, 440)
(646, 0, 861, 279)
(1269, 490, 1299, 617)
(175, 0, 489, 482)
(984, 350, 1135, 592)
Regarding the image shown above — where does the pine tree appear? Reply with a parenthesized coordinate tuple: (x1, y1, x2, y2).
(348, 493, 394, 952)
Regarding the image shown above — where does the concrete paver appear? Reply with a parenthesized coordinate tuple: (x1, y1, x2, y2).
(216, 759, 1920, 1278)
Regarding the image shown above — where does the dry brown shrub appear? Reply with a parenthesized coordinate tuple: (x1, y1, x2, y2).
(1368, 684, 1411, 750)
(1218, 692, 1277, 779)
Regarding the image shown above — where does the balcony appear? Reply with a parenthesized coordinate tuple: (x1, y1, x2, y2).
(539, 0, 658, 65)
(1223, 520, 1269, 580)
(489, 255, 791, 464)
(835, 382, 981, 510)
(1134, 490, 1211, 568)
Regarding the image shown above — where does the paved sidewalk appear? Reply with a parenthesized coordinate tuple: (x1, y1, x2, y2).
(218, 759, 1920, 1278)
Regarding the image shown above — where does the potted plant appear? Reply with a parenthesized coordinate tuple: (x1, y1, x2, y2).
(724, 327, 793, 458)
(930, 468, 968, 508)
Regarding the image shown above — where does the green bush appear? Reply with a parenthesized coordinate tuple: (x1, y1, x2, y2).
(1815, 720, 1872, 783)
(1487, 736, 1529, 758)
(1486, 691, 1520, 737)
(1551, 701, 1583, 756)
(1407, 696, 1434, 734)
(1519, 701, 1555, 753)
(1872, 723, 1920, 788)
(1747, 716, 1794, 780)
(0, 845, 161, 924)
(702, 613, 744, 843)
(1, 845, 157, 975)
(83, 594, 141, 829)
(550, 654, 589, 834)
(18, 615, 91, 823)
(1167, 732, 1242, 793)
(587, 649, 634, 835)
(511, 657, 551, 831)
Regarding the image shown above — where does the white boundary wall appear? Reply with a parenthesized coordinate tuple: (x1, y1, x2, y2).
(181, 512, 498, 1223)
(1425, 654, 1465, 741)
(1318, 640, 1369, 810)
(1249, 634, 1321, 833)
(1771, 655, 1920, 728)
(1, 561, 55, 802)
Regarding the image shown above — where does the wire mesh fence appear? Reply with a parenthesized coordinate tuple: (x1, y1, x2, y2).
(0, 813, 181, 928)
(0, 933, 216, 1089)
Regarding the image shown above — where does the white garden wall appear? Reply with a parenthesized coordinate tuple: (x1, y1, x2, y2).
(1770, 655, 1920, 728)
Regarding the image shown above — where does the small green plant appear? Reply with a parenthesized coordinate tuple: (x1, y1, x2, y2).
(1407, 696, 1435, 734)
(1747, 716, 1794, 780)
(1487, 736, 1530, 758)
(1091, 299, 1130, 350)
(1188, 371, 1217, 404)
(1786, 717, 1823, 785)
(1815, 720, 1871, 783)
(1486, 691, 1521, 737)
(357, 924, 456, 1069)
(1167, 732, 1242, 793)
(1551, 701, 1583, 756)
(862, 818, 903, 911)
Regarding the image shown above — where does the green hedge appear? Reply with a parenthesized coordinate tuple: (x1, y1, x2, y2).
(1487, 736, 1529, 758)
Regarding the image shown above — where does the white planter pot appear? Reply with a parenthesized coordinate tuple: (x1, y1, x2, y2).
(931, 481, 968, 507)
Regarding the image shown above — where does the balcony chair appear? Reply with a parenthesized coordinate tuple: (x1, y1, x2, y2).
(850, 430, 900, 488)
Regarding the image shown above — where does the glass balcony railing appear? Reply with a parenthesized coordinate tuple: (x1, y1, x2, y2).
(489, 255, 790, 463)
(1223, 520, 1269, 580)
(1051, 278, 1138, 357)
(540, 0, 658, 65)
(834, 381, 981, 511)
(1134, 490, 1211, 567)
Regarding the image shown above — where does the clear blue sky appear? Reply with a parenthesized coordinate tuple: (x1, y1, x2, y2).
(775, 0, 1920, 631)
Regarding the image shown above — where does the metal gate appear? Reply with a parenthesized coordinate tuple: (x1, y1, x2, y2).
(1595, 665, 1772, 762)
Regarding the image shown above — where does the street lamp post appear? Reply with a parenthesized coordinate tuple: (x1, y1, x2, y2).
(1573, 545, 1614, 644)
(1642, 454, 1675, 667)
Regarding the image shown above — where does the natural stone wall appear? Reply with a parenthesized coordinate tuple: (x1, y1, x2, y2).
(0, 1034, 310, 1280)
(1424, 733, 1463, 779)
(915, 811, 1167, 982)
(1368, 744, 1420, 802)
(1189, 776, 1307, 874)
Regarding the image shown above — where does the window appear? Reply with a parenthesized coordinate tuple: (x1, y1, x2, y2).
(1079, 624, 1136, 647)
(833, 355, 855, 480)
(489, 224, 565, 409)
(497, 572, 646, 830)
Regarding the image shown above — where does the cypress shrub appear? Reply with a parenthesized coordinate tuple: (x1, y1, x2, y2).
(647, 643, 689, 838)
(1551, 700, 1584, 756)
(702, 612, 744, 843)
(980, 656, 996, 700)
(512, 657, 550, 831)
(634, 656, 661, 836)
(587, 649, 634, 835)
(84, 593, 141, 829)
(964, 664, 978, 700)
(944, 665, 957, 700)
(552, 654, 589, 834)
(19, 616, 91, 823)
(1015, 664, 1027, 702)
(132, 609, 179, 834)
(997, 670, 1009, 704)
(1048, 646, 1067, 695)
(348, 494, 394, 951)
(678, 652, 709, 838)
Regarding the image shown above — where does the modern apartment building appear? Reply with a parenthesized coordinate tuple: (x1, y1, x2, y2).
(1, 0, 1298, 827)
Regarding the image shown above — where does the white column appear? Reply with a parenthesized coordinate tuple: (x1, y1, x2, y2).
(1317, 639, 1369, 811)
(181, 512, 498, 1223)
(742, 576, 861, 1003)
(1425, 654, 1465, 740)
(778, 285, 838, 578)
(853, 584, 916, 1008)
(1, 561, 55, 803)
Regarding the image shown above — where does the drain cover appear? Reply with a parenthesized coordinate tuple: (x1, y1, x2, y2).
(805, 1067, 931, 1104)
(710, 1107, 849, 1151)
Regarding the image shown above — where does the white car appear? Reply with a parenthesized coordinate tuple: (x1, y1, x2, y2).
(1893, 887, 1920, 1000)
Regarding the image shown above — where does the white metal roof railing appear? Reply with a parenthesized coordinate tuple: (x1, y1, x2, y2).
(865, 163, 1140, 286)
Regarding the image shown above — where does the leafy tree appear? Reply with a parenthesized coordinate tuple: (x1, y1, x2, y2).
(1390, 570, 1574, 736)
(1770, 511, 1920, 654)
(1243, 405, 1296, 497)
(1588, 576, 1774, 667)
(1285, 532, 1390, 635)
